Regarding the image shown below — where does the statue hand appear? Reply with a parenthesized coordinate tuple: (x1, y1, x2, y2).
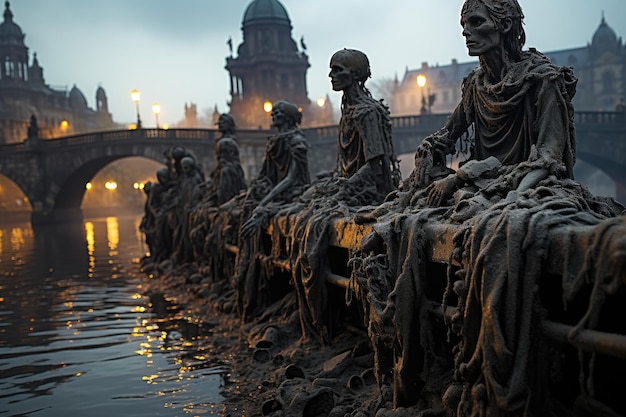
(414, 140, 434, 187)
(426, 174, 458, 207)
(240, 213, 262, 240)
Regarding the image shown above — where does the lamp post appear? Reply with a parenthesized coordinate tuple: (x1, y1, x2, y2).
(130, 89, 142, 129)
(416, 74, 427, 115)
(152, 103, 161, 129)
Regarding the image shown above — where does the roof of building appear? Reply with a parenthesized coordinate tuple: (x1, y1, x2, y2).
(0, 1, 25, 46)
(242, 0, 291, 28)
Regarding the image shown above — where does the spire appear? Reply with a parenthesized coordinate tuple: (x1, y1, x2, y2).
(4, 1, 13, 23)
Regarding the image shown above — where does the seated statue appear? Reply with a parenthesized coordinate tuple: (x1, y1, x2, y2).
(352, 0, 626, 415)
(235, 100, 311, 320)
(282, 48, 402, 345)
(188, 114, 247, 268)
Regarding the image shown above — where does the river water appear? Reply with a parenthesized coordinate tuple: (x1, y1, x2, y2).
(0, 212, 224, 416)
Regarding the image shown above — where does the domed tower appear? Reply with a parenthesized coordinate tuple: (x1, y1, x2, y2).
(225, 0, 310, 128)
(583, 13, 626, 110)
(0, 1, 29, 87)
(590, 14, 622, 59)
(96, 85, 108, 113)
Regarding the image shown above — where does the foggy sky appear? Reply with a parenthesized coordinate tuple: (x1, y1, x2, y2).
(12, 0, 626, 127)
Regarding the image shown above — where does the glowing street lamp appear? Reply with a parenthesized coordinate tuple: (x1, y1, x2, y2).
(263, 101, 273, 128)
(105, 181, 118, 190)
(152, 103, 161, 129)
(416, 74, 427, 114)
(130, 89, 142, 129)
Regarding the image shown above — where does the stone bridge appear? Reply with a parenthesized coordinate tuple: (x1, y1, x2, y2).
(0, 112, 624, 223)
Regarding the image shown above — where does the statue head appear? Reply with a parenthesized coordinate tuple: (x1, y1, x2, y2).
(180, 156, 196, 175)
(156, 167, 170, 184)
(329, 49, 371, 90)
(461, 0, 525, 59)
(217, 137, 240, 162)
(217, 113, 236, 135)
(271, 100, 302, 128)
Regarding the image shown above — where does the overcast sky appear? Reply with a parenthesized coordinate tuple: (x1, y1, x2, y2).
(10, 0, 626, 127)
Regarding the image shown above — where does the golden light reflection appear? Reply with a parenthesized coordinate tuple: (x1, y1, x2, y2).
(85, 182, 92, 190)
(105, 217, 119, 252)
(0, 229, 3, 255)
(10, 228, 25, 251)
(84, 221, 95, 256)
(263, 101, 272, 113)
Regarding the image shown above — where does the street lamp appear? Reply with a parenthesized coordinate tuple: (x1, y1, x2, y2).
(416, 74, 427, 114)
(152, 103, 161, 129)
(130, 89, 142, 129)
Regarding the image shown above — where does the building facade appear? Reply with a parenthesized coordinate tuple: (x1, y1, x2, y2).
(225, 0, 333, 129)
(0, 1, 114, 144)
(391, 15, 626, 116)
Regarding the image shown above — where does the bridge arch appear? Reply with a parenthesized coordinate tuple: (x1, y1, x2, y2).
(0, 173, 32, 211)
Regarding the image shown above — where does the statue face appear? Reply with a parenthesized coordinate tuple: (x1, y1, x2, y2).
(461, 2, 502, 57)
(181, 158, 195, 175)
(329, 60, 354, 92)
(271, 106, 286, 129)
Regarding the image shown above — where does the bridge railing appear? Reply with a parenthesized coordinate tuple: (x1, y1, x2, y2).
(575, 110, 626, 126)
(1, 111, 623, 152)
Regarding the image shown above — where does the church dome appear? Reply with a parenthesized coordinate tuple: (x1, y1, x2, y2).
(242, 0, 291, 28)
(69, 85, 88, 109)
(591, 15, 620, 52)
(0, 1, 25, 46)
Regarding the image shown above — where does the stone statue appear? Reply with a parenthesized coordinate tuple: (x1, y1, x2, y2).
(235, 100, 311, 320)
(351, 0, 626, 415)
(27, 114, 39, 139)
(188, 114, 247, 270)
(171, 155, 205, 264)
(329, 48, 400, 200)
(268, 49, 404, 345)
(142, 167, 176, 263)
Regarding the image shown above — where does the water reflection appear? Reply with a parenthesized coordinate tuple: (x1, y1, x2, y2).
(0, 214, 223, 416)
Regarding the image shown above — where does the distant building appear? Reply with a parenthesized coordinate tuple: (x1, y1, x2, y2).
(391, 14, 626, 116)
(225, 0, 333, 129)
(0, 1, 114, 144)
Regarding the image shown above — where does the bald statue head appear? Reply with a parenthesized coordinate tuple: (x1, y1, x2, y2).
(329, 48, 371, 86)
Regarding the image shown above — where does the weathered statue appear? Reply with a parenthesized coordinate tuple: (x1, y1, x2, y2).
(188, 114, 247, 267)
(278, 49, 402, 345)
(143, 167, 176, 263)
(352, 0, 626, 415)
(330, 48, 400, 199)
(171, 156, 205, 264)
(235, 100, 310, 320)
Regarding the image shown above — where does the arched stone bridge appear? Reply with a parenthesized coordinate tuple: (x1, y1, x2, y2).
(0, 112, 624, 223)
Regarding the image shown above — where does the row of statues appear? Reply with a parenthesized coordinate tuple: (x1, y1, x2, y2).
(139, 0, 626, 415)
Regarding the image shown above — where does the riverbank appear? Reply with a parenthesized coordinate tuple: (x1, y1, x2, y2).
(139, 258, 409, 417)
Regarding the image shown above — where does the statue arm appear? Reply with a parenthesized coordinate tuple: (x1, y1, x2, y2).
(258, 135, 309, 207)
(414, 103, 471, 188)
